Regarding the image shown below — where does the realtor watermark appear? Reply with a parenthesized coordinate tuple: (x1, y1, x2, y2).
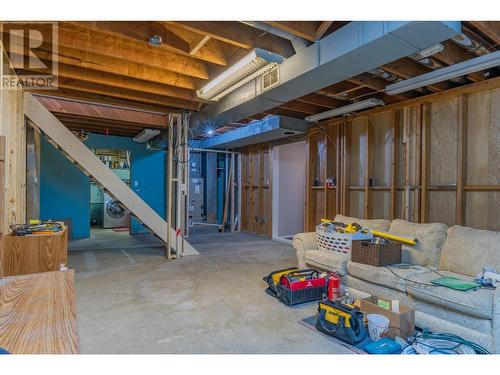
(1, 22, 58, 90)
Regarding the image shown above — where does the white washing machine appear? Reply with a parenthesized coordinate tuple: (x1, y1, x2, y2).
(103, 193, 131, 228)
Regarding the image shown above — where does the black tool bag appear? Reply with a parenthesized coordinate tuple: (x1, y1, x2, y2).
(315, 300, 368, 345)
(264, 268, 326, 306)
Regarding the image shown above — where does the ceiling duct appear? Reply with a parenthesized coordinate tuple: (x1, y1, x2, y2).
(191, 21, 461, 132)
(197, 48, 284, 101)
(194, 115, 305, 149)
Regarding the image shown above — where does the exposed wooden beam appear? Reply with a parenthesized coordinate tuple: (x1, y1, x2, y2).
(36, 95, 168, 126)
(79, 21, 190, 52)
(382, 58, 449, 92)
(35, 89, 174, 113)
(23, 62, 198, 102)
(4, 34, 203, 92)
(190, 35, 211, 55)
(296, 93, 345, 109)
(279, 100, 326, 115)
(314, 21, 334, 40)
(264, 21, 318, 42)
(68, 21, 227, 67)
(347, 73, 414, 101)
(44, 22, 210, 78)
(167, 21, 295, 58)
(266, 107, 307, 119)
(433, 41, 484, 82)
(466, 21, 500, 46)
(55, 78, 199, 110)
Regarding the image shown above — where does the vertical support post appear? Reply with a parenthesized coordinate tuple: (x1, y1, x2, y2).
(237, 152, 242, 232)
(414, 106, 422, 223)
(421, 103, 431, 223)
(403, 107, 411, 221)
(175, 114, 182, 255)
(26, 120, 41, 221)
(390, 110, 399, 220)
(364, 118, 371, 219)
(221, 153, 233, 232)
(335, 124, 341, 217)
(304, 132, 312, 231)
(456, 94, 468, 225)
(166, 114, 174, 259)
(230, 152, 235, 232)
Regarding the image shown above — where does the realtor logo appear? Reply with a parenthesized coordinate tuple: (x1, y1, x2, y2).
(1, 21, 58, 90)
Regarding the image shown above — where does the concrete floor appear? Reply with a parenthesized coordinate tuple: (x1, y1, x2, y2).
(68, 229, 354, 354)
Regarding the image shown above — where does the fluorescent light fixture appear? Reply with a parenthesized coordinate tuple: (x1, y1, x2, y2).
(387, 50, 500, 95)
(197, 48, 284, 101)
(133, 129, 161, 143)
(305, 98, 385, 123)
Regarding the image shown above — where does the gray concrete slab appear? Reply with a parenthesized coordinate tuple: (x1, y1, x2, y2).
(69, 231, 354, 354)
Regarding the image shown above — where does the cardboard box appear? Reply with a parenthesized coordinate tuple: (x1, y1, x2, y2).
(360, 296, 415, 339)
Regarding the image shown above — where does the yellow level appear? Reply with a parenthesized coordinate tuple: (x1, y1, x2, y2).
(320, 218, 417, 246)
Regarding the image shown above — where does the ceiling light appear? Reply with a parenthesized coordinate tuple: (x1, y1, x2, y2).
(197, 48, 284, 101)
(149, 35, 162, 46)
(133, 129, 161, 143)
(386, 51, 500, 95)
(305, 98, 385, 123)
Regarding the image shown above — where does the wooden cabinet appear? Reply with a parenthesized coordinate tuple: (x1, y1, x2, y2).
(0, 226, 68, 277)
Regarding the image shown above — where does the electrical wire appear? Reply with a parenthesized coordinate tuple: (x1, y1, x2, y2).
(402, 331, 490, 354)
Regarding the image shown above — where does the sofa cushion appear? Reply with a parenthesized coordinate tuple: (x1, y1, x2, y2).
(305, 250, 349, 276)
(389, 219, 447, 268)
(407, 270, 493, 320)
(439, 225, 500, 277)
(333, 214, 390, 231)
(346, 261, 432, 293)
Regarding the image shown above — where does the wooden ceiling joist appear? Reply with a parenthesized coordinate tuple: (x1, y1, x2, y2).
(36, 95, 168, 127)
(5, 44, 200, 91)
(314, 21, 334, 41)
(74, 21, 227, 67)
(466, 21, 500, 46)
(55, 78, 199, 110)
(264, 21, 319, 42)
(23, 63, 197, 102)
(296, 93, 345, 109)
(54, 23, 211, 79)
(36, 89, 175, 113)
(167, 21, 295, 58)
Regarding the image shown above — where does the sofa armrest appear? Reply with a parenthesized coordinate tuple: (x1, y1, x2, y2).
(292, 232, 317, 269)
(493, 287, 500, 353)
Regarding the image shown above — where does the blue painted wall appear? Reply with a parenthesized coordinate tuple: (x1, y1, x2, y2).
(40, 133, 166, 239)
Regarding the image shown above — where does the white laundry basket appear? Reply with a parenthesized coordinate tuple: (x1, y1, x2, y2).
(315, 222, 373, 255)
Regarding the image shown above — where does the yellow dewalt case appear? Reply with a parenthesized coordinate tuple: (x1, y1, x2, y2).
(316, 300, 367, 345)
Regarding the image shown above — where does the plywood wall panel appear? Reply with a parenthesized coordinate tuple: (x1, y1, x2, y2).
(370, 111, 392, 187)
(349, 190, 364, 219)
(430, 98, 458, 185)
(350, 118, 367, 186)
(429, 191, 456, 226)
(372, 190, 391, 219)
(466, 91, 491, 185)
(489, 88, 500, 185)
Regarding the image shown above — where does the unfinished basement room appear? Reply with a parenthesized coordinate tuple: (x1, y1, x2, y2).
(1, 3, 500, 368)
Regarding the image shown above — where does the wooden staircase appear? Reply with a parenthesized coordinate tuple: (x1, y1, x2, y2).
(24, 93, 198, 257)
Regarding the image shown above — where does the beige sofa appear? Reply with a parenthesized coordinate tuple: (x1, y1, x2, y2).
(293, 214, 500, 353)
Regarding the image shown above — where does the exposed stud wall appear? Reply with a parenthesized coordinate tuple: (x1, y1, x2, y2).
(303, 81, 500, 232)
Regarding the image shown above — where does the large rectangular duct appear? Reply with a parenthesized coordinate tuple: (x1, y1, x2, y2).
(191, 21, 461, 130)
(194, 116, 305, 149)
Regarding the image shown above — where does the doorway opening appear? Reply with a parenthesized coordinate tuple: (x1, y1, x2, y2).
(90, 148, 131, 235)
(272, 141, 307, 244)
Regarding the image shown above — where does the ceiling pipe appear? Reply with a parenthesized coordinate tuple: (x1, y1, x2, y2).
(241, 21, 308, 52)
